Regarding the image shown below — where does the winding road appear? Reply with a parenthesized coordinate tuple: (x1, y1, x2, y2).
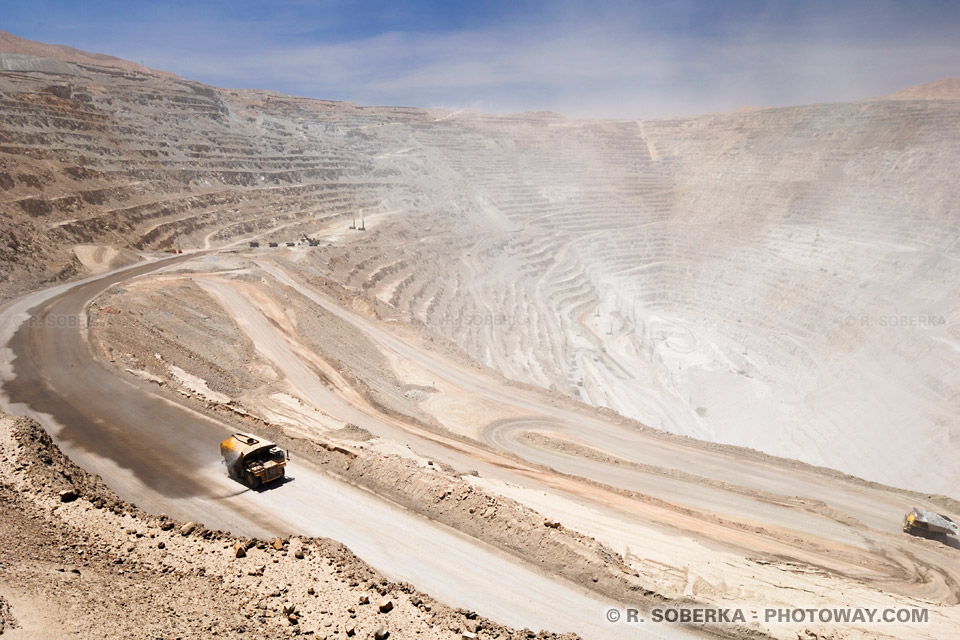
(0, 254, 691, 640)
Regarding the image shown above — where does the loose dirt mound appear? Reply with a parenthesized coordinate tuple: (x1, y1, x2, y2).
(72, 244, 139, 275)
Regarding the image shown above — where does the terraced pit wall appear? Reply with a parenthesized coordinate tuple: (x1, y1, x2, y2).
(1, 58, 958, 496)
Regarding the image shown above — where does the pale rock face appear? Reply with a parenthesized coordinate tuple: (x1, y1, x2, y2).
(391, 104, 960, 498)
(0, 42, 956, 497)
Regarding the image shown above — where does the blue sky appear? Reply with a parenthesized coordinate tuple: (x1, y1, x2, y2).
(3, 1, 958, 118)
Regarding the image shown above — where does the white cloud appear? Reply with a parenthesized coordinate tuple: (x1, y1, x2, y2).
(92, 6, 959, 119)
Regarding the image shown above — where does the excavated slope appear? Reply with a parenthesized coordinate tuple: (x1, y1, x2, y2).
(0, 50, 957, 497)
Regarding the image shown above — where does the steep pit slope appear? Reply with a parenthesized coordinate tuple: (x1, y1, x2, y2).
(0, 34, 957, 496)
(310, 106, 960, 497)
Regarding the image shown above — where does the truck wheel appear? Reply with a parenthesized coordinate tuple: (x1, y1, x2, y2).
(245, 472, 261, 489)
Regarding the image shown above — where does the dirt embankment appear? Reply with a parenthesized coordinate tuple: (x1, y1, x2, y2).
(0, 413, 579, 640)
(284, 432, 663, 605)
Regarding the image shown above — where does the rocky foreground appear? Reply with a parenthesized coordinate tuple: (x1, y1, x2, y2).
(0, 413, 577, 640)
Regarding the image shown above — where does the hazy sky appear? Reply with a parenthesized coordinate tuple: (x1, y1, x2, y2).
(3, 0, 958, 118)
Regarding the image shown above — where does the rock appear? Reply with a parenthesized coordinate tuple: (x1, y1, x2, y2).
(289, 537, 305, 559)
(272, 537, 284, 551)
(58, 489, 78, 502)
(157, 541, 165, 549)
(378, 598, 393, 613)
(160, 521, 174, 531)
(374, 627, 389, 640)
(462, 633, 479, 640)
(233, 542, 246, 558)
(307, 587, 315, 595)
(543, 519, 561, 528)
(345, 622, 355, 636)
(358, 595, 369, 605)
(180, 522, 197, 536)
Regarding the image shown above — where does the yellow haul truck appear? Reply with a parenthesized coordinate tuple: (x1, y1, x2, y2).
(220, 433, 288, 488)
(903, 507, 958, 540)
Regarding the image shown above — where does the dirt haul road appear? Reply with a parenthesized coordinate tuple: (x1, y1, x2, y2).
(3, 252, 960, 640)
(0, 255, 693, 640)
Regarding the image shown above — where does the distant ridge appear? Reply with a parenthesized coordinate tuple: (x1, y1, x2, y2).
(729, 105, 771, 114)
(879, 77, 960, 101)
(0, 29, 177, 78)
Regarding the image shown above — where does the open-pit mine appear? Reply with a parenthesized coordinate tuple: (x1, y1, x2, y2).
(0, 29, 958, 640)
